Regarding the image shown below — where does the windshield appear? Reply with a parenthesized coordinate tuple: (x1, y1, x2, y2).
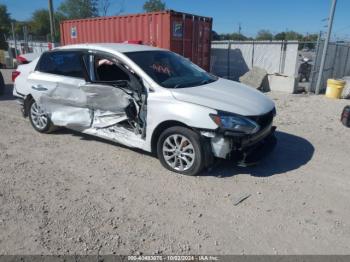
(125, 51, 218, 88)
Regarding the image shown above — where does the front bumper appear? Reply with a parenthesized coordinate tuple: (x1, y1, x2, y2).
(233, 126, 277, 166)
(227, 123, 276, 150)
(203, 124, 277, 163)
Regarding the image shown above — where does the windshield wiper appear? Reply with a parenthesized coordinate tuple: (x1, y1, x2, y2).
(199, 79, 212, 85)
(172, 78, 214, 89)
(173, 83, 189, 89)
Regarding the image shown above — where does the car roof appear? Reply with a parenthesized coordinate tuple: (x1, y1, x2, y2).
(57, 43, 165, 53)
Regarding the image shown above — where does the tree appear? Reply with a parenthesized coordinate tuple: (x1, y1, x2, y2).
(58, 0, 99, 19)
(99, 0, 125, 16)
(99, 0, 111, 16)
(274, 31, 304, 41)
(211, 30, 220, 41)
(285, 31, 303, 41)
(26, 9, 62, 41)
(0, 4, 11, 49)
(301, 33, 319, 50)
(256, 30, 273, 41)
(303, 33, 319, 42)
(274, 32, 286, 40)
(29, 9, 51, 37)
(13, 21, 30, 38)
(216, 33, 249, 41)
(143, 0, 166, 12)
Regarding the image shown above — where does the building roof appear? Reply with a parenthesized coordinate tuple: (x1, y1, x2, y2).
(58, 43, 165, 53)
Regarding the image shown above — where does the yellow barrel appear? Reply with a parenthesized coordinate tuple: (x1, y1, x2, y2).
(325, 79, 346, 99)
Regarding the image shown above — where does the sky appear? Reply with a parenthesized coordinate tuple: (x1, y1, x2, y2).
(1, 0, 350, 39)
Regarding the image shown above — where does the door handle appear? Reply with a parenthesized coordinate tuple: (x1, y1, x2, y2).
(88, 93, 99, 97)
(31, 85, 48, 91)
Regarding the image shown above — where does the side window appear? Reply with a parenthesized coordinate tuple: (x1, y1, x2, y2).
(94, 55, 130, 82)
(37, 51, 85, 79)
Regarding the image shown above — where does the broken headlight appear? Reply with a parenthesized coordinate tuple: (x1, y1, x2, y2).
(210, 113, 260, 134)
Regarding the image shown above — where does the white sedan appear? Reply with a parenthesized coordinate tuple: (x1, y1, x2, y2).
(13, 43, 276, 175)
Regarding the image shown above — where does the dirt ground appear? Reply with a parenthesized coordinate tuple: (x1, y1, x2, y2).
(1, 69, 350, 255)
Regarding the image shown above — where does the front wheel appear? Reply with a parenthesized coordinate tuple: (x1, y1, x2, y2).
(28, 99, 56, 133)
(157, 126, 206, 176)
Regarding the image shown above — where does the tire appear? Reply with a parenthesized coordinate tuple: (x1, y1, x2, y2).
(0, 72, 4, 96)
(28, 99, 56, 133)
(157, 126, 206, 176)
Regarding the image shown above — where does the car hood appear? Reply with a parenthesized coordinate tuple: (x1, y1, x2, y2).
(170, 78, 275, 116)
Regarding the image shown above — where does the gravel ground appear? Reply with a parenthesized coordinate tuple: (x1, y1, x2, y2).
(1, 69, 350, 255)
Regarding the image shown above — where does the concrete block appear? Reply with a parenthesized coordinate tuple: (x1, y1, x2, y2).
(239, 67, 268, 91)
(268, 74, 297, 93)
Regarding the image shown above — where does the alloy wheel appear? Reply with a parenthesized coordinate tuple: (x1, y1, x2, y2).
(30, 102, 48, 130)
(162, 134, 195, 171)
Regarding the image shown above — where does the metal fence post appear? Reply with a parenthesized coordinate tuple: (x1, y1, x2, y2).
(11, 22, 18, 68)
(279, 40, 287, 74)
(343, 46, 350, 76)
(332, 44, 338, 78)
(227, 41, 231, 79)
(310, 31, 322, 92)
(11, 22, 17, 57)
(251, 40, 255, 68)
(315, 0, 337, 94)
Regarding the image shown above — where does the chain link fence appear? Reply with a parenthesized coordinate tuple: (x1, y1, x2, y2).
(310, 41, 350, 93)
(210, 40, 299, 81)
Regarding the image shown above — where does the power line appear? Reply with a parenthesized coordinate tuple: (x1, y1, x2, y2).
(334, 25, 350, 33)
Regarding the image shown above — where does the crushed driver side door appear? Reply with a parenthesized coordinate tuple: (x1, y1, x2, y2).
(79, 52, 148, 149)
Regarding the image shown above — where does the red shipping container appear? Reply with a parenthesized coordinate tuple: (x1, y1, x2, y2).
(60, 10, 212, 70)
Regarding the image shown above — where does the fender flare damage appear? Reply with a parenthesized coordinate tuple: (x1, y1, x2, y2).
(150, 121, 214, 167)
(23, 95, 34, 117)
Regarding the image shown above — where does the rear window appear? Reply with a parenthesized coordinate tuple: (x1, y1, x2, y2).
(37, 51, 85, 78)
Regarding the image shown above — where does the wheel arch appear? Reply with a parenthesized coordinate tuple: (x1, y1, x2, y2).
(23, 94, 34, 117)
(152, 120, 215, 174)
(150, 120, 192, 154)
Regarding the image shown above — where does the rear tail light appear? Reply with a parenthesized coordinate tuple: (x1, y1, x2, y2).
(12, 71, 20, 82)
(124, 40, 143, 44)
(16, 55, 29, 65)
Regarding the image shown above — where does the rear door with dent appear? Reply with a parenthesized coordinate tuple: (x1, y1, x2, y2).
(31, 50, 91, 128)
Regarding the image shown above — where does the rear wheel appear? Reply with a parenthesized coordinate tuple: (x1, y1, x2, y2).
(157, 126, 206, 176)
(28, 99, 56, 133)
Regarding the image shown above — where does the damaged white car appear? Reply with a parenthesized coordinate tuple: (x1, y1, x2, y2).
(13, 43, 276, 176)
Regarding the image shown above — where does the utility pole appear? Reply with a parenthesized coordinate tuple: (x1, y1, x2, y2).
(23, 25, 29, 53)
(238, 22, 242, 40)
(11, 22, 17, 57)
(315, 0, 337, 94)
(48, 0, 55, 43)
